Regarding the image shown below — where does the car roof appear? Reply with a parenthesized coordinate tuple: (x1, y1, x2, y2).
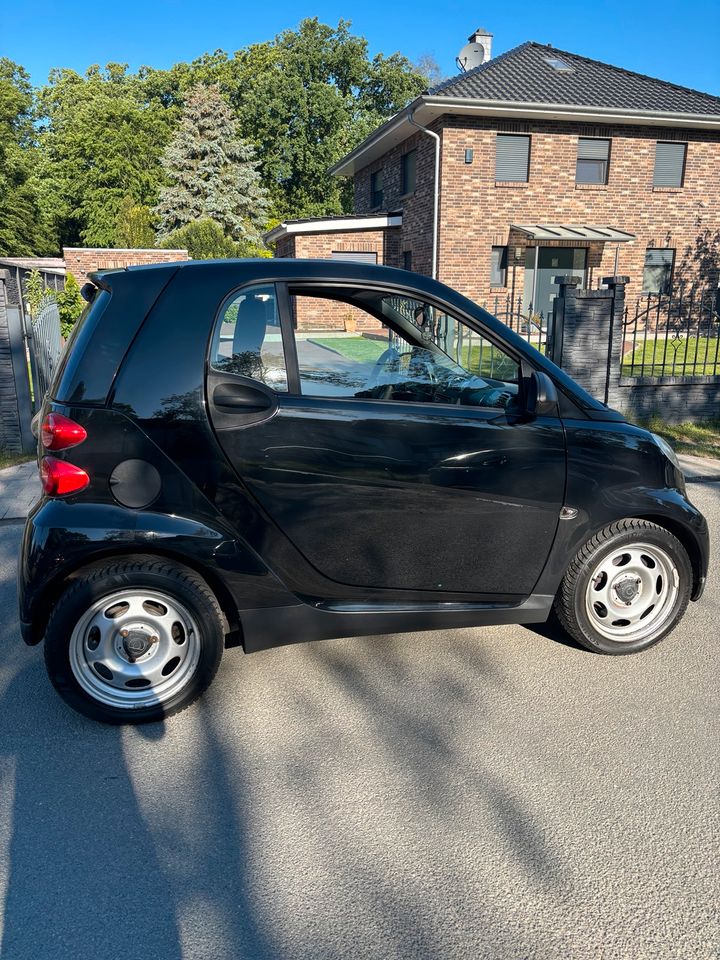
(92, 257, 432, 287)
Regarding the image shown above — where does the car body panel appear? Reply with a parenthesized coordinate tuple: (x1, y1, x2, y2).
(208, 393, 566, 596)
(18, 259, 709, 654)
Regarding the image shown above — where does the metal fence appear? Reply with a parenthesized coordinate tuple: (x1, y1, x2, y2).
(384, 292, 546, 380)
(25, 296, 63, 406)
(621, 286, 720, 378)
(480, 294, 548, 353)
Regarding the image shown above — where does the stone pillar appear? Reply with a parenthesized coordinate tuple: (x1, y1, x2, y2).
(548, 275, 582, 367)
(549, 275, 629, 405)
(601, 276, 629, 406)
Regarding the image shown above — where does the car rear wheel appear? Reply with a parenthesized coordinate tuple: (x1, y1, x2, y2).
(43, 557, 225, 724)
(554, 519, 692, 655)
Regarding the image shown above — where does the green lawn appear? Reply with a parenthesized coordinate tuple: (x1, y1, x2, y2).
(0, 450, 33, 470)
(462, 344, 524, 380)
(642, 417, 720, 461)
(311, 336, 523, 381)
(310, 337, 386, 364)
(622, 336, 720, 377)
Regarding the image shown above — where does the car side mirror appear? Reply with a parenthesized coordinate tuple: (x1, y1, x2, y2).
(527, 370, 558, 418)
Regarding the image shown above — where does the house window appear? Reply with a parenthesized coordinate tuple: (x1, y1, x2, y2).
(576, 138, 610, 184)
(403, 250, 413, 271)
(370, 169, 384, 208)
(495, 134, 530, 182)
(490, 246, 508, 286)
(653, 142, 687, 187)
(643, 248, 675, 294)
(401, 150, 417, 195)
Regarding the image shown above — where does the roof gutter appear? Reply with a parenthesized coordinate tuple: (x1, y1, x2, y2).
(421, 95, 720, 126)
(407, 106, 440, 280)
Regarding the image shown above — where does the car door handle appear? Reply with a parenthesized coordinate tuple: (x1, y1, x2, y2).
(213, 383, 273, 413)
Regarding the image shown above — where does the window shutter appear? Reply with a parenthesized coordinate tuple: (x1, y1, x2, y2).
(653, 142, 686, 187)
(644, 249, 673, 268)
(577, 138, 610, 160)
(331, 250, 378, 264)
(495, 135, 530, 181)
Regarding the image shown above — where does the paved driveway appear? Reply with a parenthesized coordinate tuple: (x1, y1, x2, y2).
(0, 484, 717, 960)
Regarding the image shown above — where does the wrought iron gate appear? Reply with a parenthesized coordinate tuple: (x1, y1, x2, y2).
(25, 297, 62, 408)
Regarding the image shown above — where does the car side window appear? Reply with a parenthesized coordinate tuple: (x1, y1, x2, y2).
(210, 283, 288, 391)
(288, 288, 520, 411)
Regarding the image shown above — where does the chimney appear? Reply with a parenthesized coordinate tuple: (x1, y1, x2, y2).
(468, 28, 493, 61)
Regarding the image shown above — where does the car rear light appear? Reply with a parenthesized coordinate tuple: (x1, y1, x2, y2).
(40, 457, 90, 497)
(41, 413, 87, 451)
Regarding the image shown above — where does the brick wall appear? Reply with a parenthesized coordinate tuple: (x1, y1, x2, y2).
(354, 127, 438, 276)
(63, 248, 189, 285)
(274, 230, 391, 332)
(353, 116, 720, 309)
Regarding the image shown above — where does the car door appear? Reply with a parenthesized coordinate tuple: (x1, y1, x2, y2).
(206, 279, 566, 600)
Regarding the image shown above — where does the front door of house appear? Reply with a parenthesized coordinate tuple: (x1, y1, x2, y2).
(524, 247, 587, 321)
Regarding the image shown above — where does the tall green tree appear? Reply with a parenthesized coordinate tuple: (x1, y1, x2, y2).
(154, 85, 268, 245)
(36, 63, 175, 247)
(0, 59, 53, 255)
(115, 195, 156, 247)
(230, 19, 429, 218)
(144, 19, 428, 219)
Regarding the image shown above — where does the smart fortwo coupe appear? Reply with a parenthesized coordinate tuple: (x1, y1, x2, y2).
(19, 260, 708, 724)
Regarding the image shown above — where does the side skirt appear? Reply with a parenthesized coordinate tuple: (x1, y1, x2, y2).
(240, 594, 554, 653)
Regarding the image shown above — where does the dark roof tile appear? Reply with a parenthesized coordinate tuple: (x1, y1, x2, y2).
(429, 42, 720, 116)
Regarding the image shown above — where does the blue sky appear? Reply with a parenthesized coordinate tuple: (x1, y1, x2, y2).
(4, 0, 720, 95)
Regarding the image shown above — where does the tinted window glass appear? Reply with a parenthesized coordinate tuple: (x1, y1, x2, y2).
(289, 288, 520, 411)
(370, 170, 384, 208)
(576, 138, 610, 184)
(401, 150, 417, 194)
(642, 249, 675, 295)
(490, 246, 508, 286)
(210, 283, 287, 390)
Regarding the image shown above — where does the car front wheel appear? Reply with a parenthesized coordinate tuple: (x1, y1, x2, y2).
(554, 519, 692, 655)
(43, 557, 225, 724)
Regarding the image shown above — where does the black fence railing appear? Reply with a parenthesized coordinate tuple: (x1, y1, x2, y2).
(480, 294, 547, 354)
(621, 286, 720, 378)
(384, 294, 548, 367)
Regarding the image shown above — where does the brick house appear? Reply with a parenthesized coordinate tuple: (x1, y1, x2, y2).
(267, 35, 720, 322)
(62, 247, 189, 286)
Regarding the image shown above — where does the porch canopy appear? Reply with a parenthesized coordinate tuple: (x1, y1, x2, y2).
(510, 224, 635, 242)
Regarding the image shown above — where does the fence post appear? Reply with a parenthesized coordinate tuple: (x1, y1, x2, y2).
(548, 275, 582, 366)
(600, 276, 629, 405)
(0, 270, 35, 454)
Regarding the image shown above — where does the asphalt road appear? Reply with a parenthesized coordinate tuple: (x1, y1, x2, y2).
(0, 484, 718, 960)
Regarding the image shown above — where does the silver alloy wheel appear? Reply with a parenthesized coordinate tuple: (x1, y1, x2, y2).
(69, 589, 201, 710)
(584, 541, 680, 643)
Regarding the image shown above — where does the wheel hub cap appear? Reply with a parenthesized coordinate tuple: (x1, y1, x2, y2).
(585, 542, 679, 643)
(68, 589, 201, 710)
(121, 628, 157, 662)
(612, 575, 641, 605)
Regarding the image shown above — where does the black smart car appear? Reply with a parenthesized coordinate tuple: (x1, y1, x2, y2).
(19, 259, 709, 724)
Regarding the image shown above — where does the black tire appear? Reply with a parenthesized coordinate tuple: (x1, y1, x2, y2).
(554, 519, 692, 655)
(43, 556, 225, 724)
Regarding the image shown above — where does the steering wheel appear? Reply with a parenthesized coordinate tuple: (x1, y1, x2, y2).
(364, 346, 403, 389)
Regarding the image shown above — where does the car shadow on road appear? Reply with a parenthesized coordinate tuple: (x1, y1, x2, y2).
(0, 660, 185, 960)
(521, 614, 589, 652)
